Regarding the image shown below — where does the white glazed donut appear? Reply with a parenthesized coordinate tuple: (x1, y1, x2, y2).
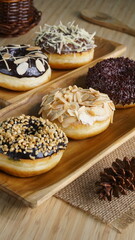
(35, 22, 96, 69)
(0, 45, 51, 91)
(39, 85, 115, 140)
(0, 115, 68, 177)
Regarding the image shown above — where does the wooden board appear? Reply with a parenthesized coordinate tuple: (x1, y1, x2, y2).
(0, 57, 135, 208)
(0, 36, 126, 106)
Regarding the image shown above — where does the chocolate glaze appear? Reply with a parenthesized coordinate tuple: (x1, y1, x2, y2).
(35, 23, 96, 54)
(0, 45, 49, 78)
(38, 36, 92, 54)
(0, 143, 65, 160)
(0, 116, 67, 160)
(86, 57, 135, 105)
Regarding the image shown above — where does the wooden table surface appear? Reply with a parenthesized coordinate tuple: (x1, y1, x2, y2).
(0, 0, 135, 239)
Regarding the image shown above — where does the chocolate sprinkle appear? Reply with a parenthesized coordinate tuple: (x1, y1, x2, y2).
(86, 57, 135, 106)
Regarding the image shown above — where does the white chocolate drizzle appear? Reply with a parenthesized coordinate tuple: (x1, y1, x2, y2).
(35, 22, 96, 54)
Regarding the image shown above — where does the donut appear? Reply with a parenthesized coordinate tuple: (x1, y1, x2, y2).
(0, 115, 68, 177)
(39, 85, 115, 140)
(86, 57, 135, 108)
(35, 22, 96, 69)
(0, 44, 51, 91)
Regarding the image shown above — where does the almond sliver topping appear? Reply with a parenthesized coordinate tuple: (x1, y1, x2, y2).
(16, 62, 28, 75)
(14, 57, 28, 64)
(3, 53, 11, 59)
(27, 46, 41, 51)
(36, 59, 45, 72)
(62, 116, 76, 128)
(40, 85, 115, 127)
(49, 109, 66, 121)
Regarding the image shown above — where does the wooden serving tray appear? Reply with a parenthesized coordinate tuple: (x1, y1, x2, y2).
(0, 36, 126, 107)
(0, 56, 135, 208)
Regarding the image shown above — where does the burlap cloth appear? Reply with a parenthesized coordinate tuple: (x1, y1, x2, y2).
(55, 136, 135, 232)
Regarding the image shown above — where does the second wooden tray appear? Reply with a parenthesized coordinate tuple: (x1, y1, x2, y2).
(0, 57, 134, 208)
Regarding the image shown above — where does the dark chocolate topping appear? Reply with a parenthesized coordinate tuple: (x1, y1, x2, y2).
(35, 22, 96, 54)
(0, 45, 49, 78)
(0, 115, 68, 160)
(86, 57, 135, 105)
(37, 36, 93, 54)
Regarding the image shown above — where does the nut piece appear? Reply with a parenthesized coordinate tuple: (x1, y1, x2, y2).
(14, 57, 28, 64)
(16, 62, 29, 75)
(3, 53, 11, 59)
(36, 59, 45, 72)
(26, 46, 41, 51)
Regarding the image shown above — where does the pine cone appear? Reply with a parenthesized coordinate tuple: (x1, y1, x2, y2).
(96, 157, 135, 201)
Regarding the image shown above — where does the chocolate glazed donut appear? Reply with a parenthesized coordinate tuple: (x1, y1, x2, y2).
(35, 22, 96, 69)
(86, 57, 135, 108)
(0, 45, 51, 91)
(0, 115, 68, 177)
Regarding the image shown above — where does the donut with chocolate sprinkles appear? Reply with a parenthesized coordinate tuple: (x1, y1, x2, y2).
(86, 57, 135, 108)
(0, 45, 51, 91)
(0, 115, 68, 177)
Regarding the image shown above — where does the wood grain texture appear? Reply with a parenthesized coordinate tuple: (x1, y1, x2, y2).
(0, 0, 135, 239)
(80, 10, 135, 36)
